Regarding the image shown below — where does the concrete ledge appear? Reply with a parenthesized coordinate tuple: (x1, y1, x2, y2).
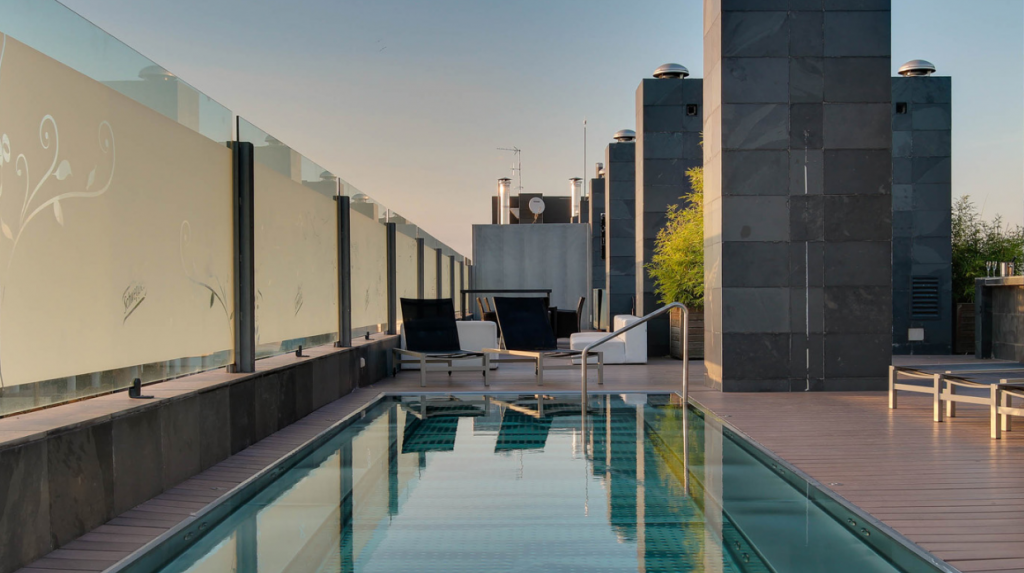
(0, 335, 398, 573)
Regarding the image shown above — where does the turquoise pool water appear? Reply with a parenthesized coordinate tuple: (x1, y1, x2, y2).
(156, 394, 944, 573)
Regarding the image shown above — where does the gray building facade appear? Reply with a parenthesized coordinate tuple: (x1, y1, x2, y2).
(703, 1, 893, 391)
(605, 135, 637, 319)
(590, 170, 607, 329)
(635, 67, 704, 356)
(892, 70, 952, 355)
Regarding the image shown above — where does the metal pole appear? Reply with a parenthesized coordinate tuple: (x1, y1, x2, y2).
(232, 140, 256, 372)
(336, 195, 352, 347)
(416, 238, 425, 298)
(435, 249, 443, 298)
(581, 349, 589, 417)
(682, 306, 689, 406)
(386, 222, 397, 335)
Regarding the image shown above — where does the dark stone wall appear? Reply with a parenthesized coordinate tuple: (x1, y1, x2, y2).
(703, 0, 893, 391)
(605, 142, 637, 318)
(0, 337, 397, 573)
(590, 177, 607, 329)
(892, 75, 952, 355)
(975, 279, 1024, 361)
(635, 76, 704, 356)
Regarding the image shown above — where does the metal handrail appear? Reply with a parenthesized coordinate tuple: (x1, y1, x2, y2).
(580, 302, 689, 406)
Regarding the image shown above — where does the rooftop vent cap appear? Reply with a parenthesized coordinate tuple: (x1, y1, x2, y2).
(898, 59, 936, 77)
(139, 64, 176, 81)
(653, 63, 689, 79)
(613, 129, 636, 142)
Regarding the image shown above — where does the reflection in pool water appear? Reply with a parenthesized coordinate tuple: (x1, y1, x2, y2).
(158, 394, 942, 573)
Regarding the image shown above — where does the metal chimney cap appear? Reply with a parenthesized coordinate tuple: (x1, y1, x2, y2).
(569, 177, 582, 182)
(498, 177, 512, 182)
(898, 59, 936, 77)
(139, 64, 176, 81)
(653, 63, 689, 79)
(613, 129, 636, 142)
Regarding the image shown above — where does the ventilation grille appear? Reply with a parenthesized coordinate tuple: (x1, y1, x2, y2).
(911, 276, 940, 320)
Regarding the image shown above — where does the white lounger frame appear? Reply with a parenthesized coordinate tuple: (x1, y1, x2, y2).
(481, 348, 603, 387)
(391, 348, 490, 388)
(889, 365, 1024, 439)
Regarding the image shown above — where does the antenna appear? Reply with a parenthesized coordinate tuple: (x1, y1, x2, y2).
(497, 147, 522, 193)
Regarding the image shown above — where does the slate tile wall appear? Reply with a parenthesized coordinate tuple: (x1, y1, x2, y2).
(891, 75, 952, 354)
(635, 76, 704, 356)
(605, 142, 637, 318)
(704, 0, 892, 391)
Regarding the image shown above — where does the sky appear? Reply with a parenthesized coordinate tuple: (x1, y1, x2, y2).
(56, 0, 1024, 256)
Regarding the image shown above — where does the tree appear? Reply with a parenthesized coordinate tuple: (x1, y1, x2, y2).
(951, 195, 1024, 303)
(647, 166, 704, 308)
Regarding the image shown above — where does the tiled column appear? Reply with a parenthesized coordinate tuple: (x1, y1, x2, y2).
(590, 172, 606, 329)
(892, 73, 952, 354)
(605, 140, 637, 319)
(635, 72, 703, 355)
(703, 0, 892, 391)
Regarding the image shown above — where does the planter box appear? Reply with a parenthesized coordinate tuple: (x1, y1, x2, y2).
(669, 307, 704, 360)
(955, 302, 975, 355)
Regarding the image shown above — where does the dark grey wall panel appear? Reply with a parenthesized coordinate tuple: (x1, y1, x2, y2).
(704, 0, 892, 391)
(891, 75, 952, 355)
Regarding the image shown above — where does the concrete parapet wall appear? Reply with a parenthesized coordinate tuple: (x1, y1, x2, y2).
(0, 337, 397, 573)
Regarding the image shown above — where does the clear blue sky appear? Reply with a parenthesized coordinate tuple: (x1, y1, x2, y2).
(56, 0, 1023, 255)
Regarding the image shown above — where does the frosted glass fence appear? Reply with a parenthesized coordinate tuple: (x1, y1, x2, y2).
(0, 0, 470, 417)
(0, 2, 235, 416)
(240, 119, 339, 358)
(394, 225, 419, 329)
(422, 246, 438, 299)
(348, 195, 388, 337)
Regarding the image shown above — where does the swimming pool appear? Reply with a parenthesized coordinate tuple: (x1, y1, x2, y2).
(144, 394, 950, 573)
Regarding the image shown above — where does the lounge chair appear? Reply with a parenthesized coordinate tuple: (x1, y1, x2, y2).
(484, 296, 602, 386)
(889, 363, 1024, 439)
(392, 298, 490, 387)
(554, 297, 586, 339)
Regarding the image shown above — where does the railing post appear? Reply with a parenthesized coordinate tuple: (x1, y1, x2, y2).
(435, 248, 443, 298)
(386, 222, 397, 335)
(449, 255, 455, 306)
(416, 238, 425, 298)
(682, 305, 689, 406)
(336, 195, 352, 347)
(232, 140, 256, 373)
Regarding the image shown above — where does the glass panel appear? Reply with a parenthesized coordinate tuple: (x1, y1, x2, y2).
(0, 24, 234, 416)
(349, 193, 388, 337)
(0, 0, 232, 144)
(395, 227, 419, 328)
(440, 253, 451, 299)
(422, 246, 438, 299)
(239, 118, 339, 359)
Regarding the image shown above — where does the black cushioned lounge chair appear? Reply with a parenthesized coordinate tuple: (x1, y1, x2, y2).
(484, 296, 602, 386)
(393, 298, 490, 387)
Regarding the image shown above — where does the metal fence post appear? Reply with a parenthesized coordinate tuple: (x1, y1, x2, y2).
(435, 248, 443, 298)
(416, 238, 425, 298)
(232, 140, 256, 373)
(386, 222, 397, 335)
(336, 195, 352, 347)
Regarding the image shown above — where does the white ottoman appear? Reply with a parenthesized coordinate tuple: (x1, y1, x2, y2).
(569, 315, 648, 365)
(570, 332, 626, 364)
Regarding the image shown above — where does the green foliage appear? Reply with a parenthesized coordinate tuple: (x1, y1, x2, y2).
(951, 195, 1024, 303)
(647, 166, 704, 308)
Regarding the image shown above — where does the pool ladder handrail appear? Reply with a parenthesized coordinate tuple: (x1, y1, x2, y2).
(580, 302, 689, 405)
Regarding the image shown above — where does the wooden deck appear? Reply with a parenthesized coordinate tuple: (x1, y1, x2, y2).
(690, 356, 1024, 573)
(18, 355, 1024, 572)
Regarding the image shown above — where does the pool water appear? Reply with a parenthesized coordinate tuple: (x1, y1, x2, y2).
(158, 394, 944, 573)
